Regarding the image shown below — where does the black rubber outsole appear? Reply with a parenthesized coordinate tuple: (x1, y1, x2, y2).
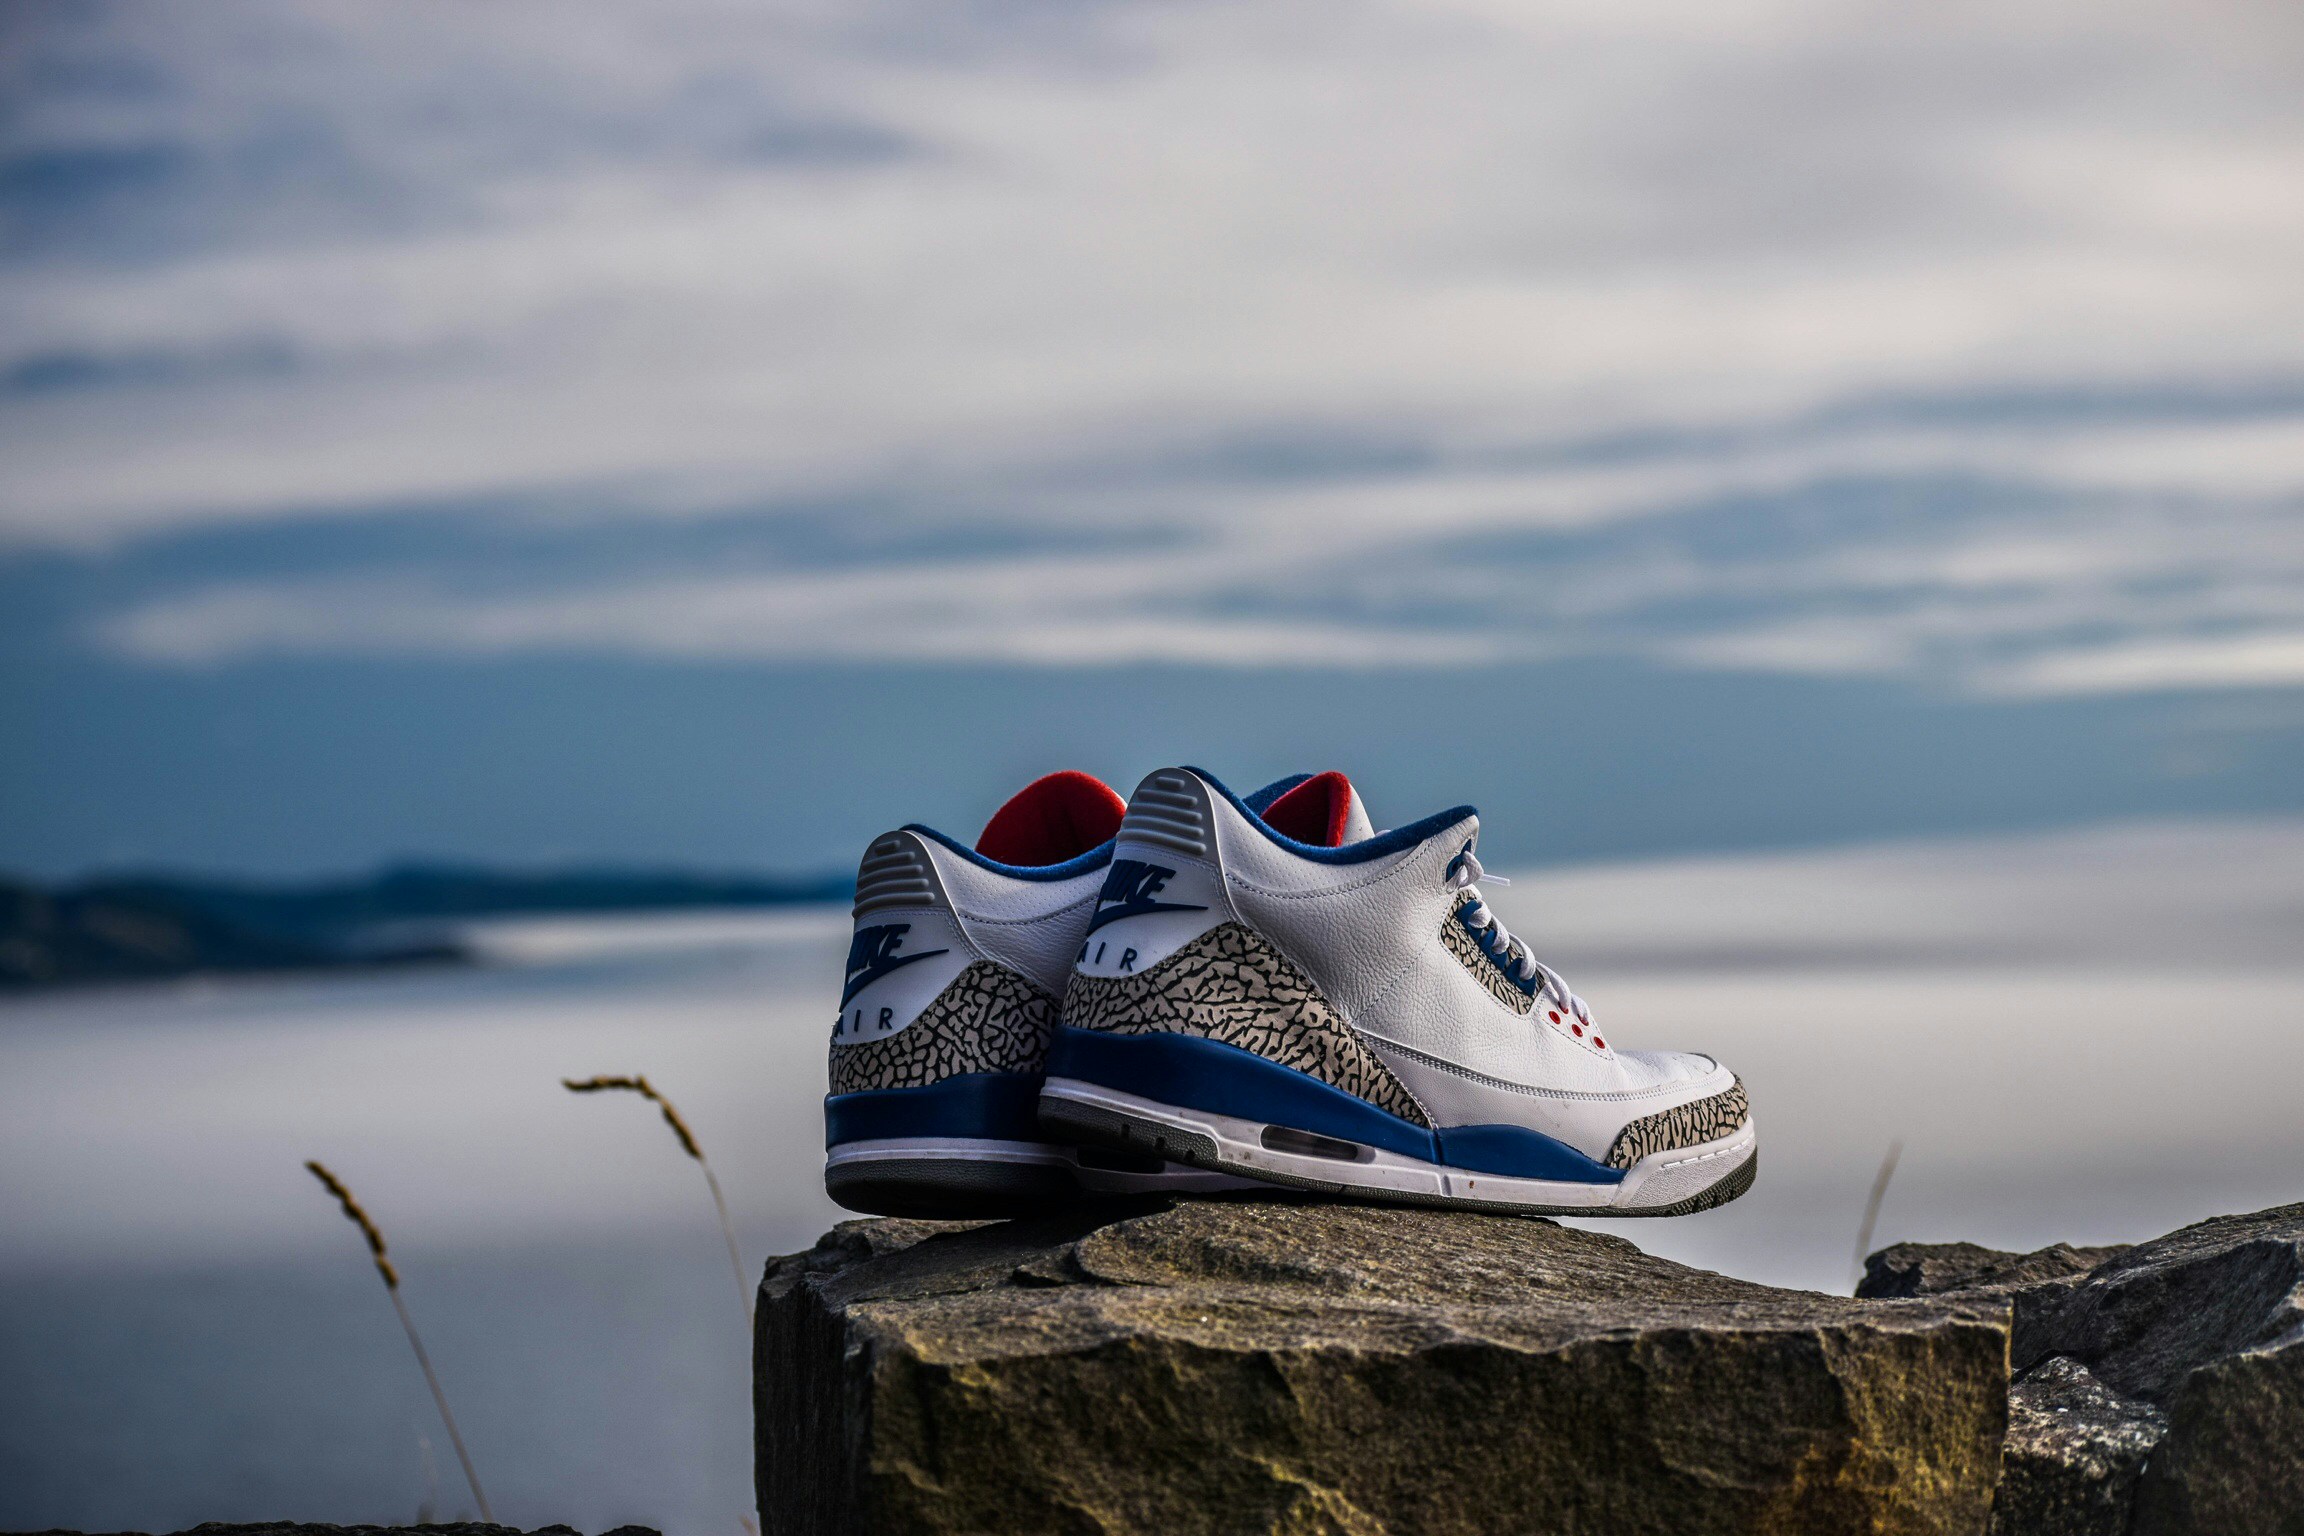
(824, 1156, 1081, 1219)
(1037, 1093, 1758, 1218)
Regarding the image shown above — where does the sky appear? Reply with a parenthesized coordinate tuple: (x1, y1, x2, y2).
(3, 0, 2303, 878)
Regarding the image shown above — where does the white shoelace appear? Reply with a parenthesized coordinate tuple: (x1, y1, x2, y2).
(1446, 849, 1592, 1027)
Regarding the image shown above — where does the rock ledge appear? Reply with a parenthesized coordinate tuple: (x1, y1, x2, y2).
(1860, 1201, 2304, 1536)
(756, 1196, 2007, 1536)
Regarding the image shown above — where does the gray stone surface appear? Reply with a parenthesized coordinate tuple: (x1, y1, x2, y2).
(1862, 1201, 2304, 1536)
(1991, 1356, 2168, 1536)
(756, 1196, 2009, 1536)
(1861, 1241, 2127, 1304)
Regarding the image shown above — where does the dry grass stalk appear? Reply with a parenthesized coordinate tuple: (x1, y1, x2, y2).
(563, 1074, 752, 1329)
(306, 1160, 494, 1523)
(1851, 1138, 1905, 1293)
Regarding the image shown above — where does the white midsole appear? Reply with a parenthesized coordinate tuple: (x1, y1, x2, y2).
(825, 1136, 1072, 1169)
(1039, 1076, 1757, 1214)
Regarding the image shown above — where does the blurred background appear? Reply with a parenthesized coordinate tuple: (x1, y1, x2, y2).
(3, 1, 2300, 1532)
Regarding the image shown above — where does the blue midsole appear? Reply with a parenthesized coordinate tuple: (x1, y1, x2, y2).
(824, 1071, 1045, 1149)
(1044, 1026, 1623, 1185)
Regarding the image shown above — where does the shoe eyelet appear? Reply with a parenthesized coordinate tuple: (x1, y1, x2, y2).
(1571, 1022, 1584, 1037)
(1548, 1010, 1561, 1024)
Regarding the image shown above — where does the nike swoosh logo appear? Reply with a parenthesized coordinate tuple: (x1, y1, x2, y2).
(840, 947, 950, 1006)
(1085, 899, 1207, 935)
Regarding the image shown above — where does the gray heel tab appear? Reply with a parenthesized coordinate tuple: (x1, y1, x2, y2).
(854, 830, 947, 918)
(1120, 768, 1214, 860)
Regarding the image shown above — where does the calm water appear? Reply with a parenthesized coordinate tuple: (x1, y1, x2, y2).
(5, 823, 2302, 1535)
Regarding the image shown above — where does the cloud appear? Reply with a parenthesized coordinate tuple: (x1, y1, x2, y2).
(4, 0, 2304, 695)
(96, 566, 1495, 670)
(86, 449, 2304, 696)
(1987, 632, 2304, 695)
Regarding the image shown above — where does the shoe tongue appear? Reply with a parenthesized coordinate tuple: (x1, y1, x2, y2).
(1263, 771, 1375, 847)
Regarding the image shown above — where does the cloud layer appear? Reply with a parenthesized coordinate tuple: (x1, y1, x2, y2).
(5, 0, 2303, 692)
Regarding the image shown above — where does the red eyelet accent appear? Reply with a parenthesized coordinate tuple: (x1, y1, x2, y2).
(1593, 1036, 1606, 1050)
(1548, 1010, 1562, 1023)
(1571, 1022, 1584, 1037)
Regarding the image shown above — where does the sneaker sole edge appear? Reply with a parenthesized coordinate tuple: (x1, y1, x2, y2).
(823, 1135, 1253, 1216)
(1039, 1078, 1758, 1217)
(824, 1137, 1078, 1218)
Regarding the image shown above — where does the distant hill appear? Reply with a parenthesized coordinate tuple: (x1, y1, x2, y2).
(0, 864, 852, 989)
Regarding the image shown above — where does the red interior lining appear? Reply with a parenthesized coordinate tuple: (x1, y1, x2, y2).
(975, 771, 1127, 867)
(1262, 771, 1354, 847)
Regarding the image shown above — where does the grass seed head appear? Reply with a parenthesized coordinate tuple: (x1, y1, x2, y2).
(563, 1070, 750, 1329)
(562, 1073, 702, 1160)
(306, 1158, 398, 1288)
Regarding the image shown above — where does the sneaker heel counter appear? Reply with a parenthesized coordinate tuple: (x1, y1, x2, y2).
(832, 831, 965, 1079)
(1073, 769, 1232, 986)
(833, 830, 1064, 1095)
(829, 960, 1061, 1094)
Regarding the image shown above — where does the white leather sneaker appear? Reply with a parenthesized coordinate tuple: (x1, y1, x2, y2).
(824, 770, 1286, 1217)
(1038, 768, 1757, 1215)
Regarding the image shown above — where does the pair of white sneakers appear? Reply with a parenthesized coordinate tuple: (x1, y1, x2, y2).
(822, 767, 1756, 1219)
